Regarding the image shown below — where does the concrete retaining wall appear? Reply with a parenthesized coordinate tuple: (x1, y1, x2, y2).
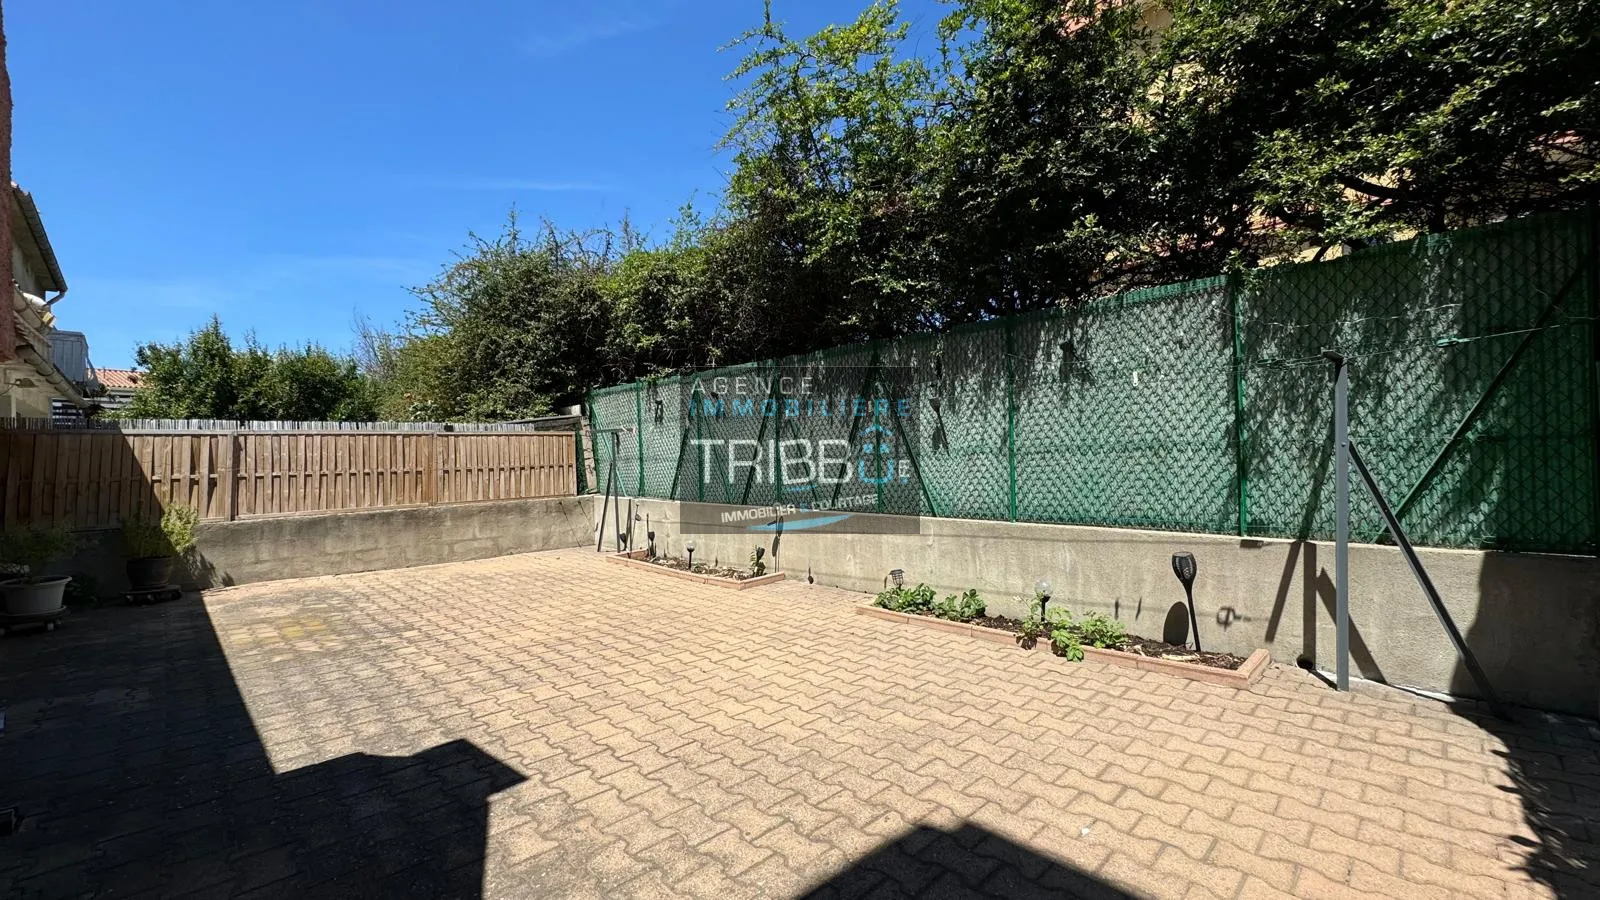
(59, 495, 595, 592)
(610, 498, 1600, 717)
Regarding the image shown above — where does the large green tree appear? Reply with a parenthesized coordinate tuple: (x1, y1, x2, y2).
(362, 0, 1599, 417)
(125, 317, 375, 421)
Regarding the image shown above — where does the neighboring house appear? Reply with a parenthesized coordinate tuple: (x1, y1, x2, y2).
(93, 367, 142, 412)
(3, 182, 88, 419)
(0, 4, 90, 421)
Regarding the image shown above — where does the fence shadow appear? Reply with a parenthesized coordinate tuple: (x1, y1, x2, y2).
(798, 822, 1135, 899)
(1457, 550, 1600, 898)
(0, 596, 524, 898)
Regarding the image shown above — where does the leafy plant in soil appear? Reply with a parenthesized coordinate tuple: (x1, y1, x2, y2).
(873, 583, 937, 614)
(1076, 612, 1127, 650)
(0, 526, 79, 583)
(123, 506, 199, 559)
(932, 588, 985, 622)
(1044, 608, 1083, 661)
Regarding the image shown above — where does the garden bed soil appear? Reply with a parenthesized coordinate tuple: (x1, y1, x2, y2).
(603, 550, 787, 590)
(968, 614, 1248, 670)
(855, 605, 1271, 688)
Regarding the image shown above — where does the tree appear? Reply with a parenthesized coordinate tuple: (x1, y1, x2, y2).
(392, 213, 619, 421)
(125, 316, 375, 421)
(362, 0, 1600, 413)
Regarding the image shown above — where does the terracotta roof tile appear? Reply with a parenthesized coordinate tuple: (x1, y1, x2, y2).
(97, 368, 142, 390)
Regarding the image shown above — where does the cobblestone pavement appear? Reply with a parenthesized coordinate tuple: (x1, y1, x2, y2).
(2, 550, 1598, 898)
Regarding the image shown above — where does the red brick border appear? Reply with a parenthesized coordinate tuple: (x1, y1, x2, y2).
(855, 604, 1270, 688)
(603, 552, 787, 591)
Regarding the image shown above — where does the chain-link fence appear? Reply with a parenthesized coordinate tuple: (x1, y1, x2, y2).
(590, 210, 1599, 554)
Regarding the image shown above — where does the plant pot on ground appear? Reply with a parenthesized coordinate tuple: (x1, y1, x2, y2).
(122, 506, 198, 592)
(0, 527, 79, 616)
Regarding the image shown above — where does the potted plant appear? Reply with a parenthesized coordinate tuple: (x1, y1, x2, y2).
(122, 506, 199, 592)
(0, 526, 79, 616)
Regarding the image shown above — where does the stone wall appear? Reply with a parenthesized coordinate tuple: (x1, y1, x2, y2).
(610, 498, 1600, 717)
(59, 495, 595, 592)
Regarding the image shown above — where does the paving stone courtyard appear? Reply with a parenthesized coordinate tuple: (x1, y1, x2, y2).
(2, 550, 1598, 898)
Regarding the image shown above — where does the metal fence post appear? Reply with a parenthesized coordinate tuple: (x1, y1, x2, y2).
(634, 382, 645, 497)
(1588, 199, 1600, 556)
(1004, 318, 1019, 522)
(1328, 351, 1351, 692)
(1229, 273, 1250, 536)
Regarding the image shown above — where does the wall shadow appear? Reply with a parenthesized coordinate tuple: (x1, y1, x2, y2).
(0, 595, 524, 898)
(798, 823, 1135, 899)
(1458, 550, 1600, 898)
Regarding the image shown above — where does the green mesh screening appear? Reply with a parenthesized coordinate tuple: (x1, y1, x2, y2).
(589, 211, 1598, 555)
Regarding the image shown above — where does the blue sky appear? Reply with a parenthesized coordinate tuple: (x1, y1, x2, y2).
(8, 0, 944, 368)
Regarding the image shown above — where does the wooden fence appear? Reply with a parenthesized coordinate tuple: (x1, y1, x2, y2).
(0, 429, 578, 530)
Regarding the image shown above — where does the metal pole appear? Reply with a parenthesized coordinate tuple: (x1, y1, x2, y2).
(595, 435, 615, 552)
(1350, 443, 1510, 720)
(1327, 351, 1351, 692)
(611, 432, 623, 553)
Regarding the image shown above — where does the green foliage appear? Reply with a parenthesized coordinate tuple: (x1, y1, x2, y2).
(1076, 612, 1127, 650)
(0, 526, 78, 579)
(873, 582, 936, 614)
(932, 588, 986, 622)
(126, 316, 375, 421)
(1049, 626, 1085, 662)
(350, 0, 1600, 420)
(123, 506, 199, 559)
(1016, 615, 1046, 643)
(1041, 606, 1126, 660)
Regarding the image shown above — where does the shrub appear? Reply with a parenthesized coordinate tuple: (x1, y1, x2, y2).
(1076, 612, 1126, 650)
(123, 506, 200, 559)
(0, 526, 78, 581)
(932, 588, 985, 622)
(873, 582, 936, 614)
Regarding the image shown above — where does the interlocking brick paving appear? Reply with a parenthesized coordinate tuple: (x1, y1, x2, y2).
(2, 550, 1597, 898)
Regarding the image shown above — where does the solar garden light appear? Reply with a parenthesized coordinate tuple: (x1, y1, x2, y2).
(1035, 579, 1052, 620)
(686, 540, 697, 570)
(1170, 552, 1202, 652)
(890, 568, 905, 588)
(754, 547, 766, 567)
(646, 529, 656, 558)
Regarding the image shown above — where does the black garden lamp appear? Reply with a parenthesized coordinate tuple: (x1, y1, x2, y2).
(754, 547, 766, 569)
(686, 540, 697, 570)
(1170, 552, 1201, 652)
(1035, 579, 1052, 620)
(890, 568, 905, 588)
(647, 530, 656, 558)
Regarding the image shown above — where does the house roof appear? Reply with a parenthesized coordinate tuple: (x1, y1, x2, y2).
(97, 367, 142, 390)
(11, 183, 66, 294)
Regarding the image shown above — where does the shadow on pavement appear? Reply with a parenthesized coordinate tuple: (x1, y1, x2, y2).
(0, 596, 524, 898)
(799, 822, 1135, 899)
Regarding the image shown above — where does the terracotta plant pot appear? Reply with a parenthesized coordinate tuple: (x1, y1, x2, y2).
(125, 556, 175, 592)
(2, 576, 71, 616)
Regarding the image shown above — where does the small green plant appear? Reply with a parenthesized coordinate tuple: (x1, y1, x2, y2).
(1016, 615, 1047, 643)
(1041, 607, 1083, 658)
(1076, 612, 1127, 650)
(0, 526, 78, 582)
(932, 588, 985, 622)
(748, 547, 766, 577)
(123, 506, 199, 559)
(873, 582, 937, 614)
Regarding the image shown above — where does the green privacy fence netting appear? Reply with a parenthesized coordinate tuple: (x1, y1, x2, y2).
(590, 210, 1599, 555)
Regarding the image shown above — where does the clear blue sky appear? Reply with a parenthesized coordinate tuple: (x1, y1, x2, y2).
(7, 0, 944, 369)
